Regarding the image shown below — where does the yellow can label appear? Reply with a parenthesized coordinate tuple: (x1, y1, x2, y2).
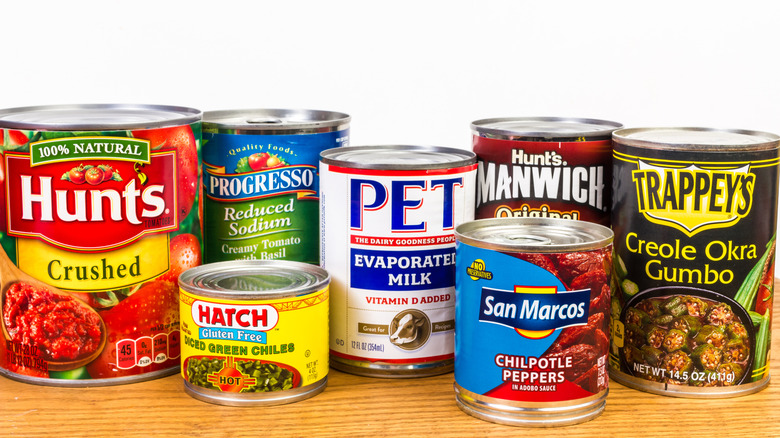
(179, 287, 328, 393)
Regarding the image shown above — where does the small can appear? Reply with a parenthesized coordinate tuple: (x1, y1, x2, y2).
(611, 127, 779, 397)
(454, 218, 613, 427)
(0, 104, 202, 386)
(178, 260, 329, 406)
(201, 109, 350, 264)
(320, 145, 477, 377)
(471, 117, 622, 226)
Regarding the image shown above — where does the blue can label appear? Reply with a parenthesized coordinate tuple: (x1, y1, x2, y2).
(455, 241, 611, 402)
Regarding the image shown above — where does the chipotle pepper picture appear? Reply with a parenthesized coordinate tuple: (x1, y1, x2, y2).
(0, 248, 106, 374)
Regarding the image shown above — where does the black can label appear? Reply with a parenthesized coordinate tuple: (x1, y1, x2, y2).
(610, 144, 778, 391)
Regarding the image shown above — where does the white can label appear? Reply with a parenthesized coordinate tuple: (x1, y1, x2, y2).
(321, 162, 476, 363)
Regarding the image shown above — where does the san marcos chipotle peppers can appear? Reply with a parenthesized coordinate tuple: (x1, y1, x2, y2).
(0, 104, 202, 385)
(320, 145, 477, 377)
(472, 117, 622, 226)
(454, 218, 613, 426)
(201, 109, 349, 264)
(611, 127, 779, 397)
(178, 260, 329, 406)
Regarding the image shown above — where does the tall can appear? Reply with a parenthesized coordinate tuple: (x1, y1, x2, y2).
(472, 117, 622, 226)
(454, 218, 613, 426)
(320, 145, 477, 377)
(0, 104, 202, 385)
(611, 127, 779, 397)
(201, 109, 350, 264)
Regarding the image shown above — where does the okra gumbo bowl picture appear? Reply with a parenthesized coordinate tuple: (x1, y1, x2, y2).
(620, 286, 754, 387)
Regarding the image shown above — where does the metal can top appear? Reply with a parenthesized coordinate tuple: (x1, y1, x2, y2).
(0, 104, 201, 130)
(613, 127, 780, 152)
(320, 145, 476, 170)
(178, 260, 330, 300)
(203, 108, 350, 134)
(471, 117, 622, 141)
(455, 218, 613, 253)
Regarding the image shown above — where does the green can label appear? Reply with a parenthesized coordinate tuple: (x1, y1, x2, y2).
(202, 130, 348, 263)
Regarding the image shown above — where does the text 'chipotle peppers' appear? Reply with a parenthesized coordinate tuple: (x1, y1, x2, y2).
(611, 127, 779, 397)
(0, 104, 202, 385)
(454, 218, 613, 427)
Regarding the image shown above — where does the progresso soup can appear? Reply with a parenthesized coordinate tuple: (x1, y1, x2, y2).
(454, 217, 613, 427)
(178, 260, 329, 406)
(201, 109, 349, 264)
(320, 145, 477, 377)
(471, 117, 622, 227)
(611, 127, 779, 397)
(0, 104, 202, 385)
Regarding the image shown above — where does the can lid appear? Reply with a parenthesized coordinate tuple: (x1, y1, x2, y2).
(0, 104, 201, 130)
(178, 260, 330, 300)
(320, 145, 476, 170)
(203, 108, 350, 132)
(471, 117, 622, 140)
(613, 127, 780, 151)
(455, 218, 613, 253)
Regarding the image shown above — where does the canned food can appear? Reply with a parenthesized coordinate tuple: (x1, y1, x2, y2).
(320, 145, 477, 377)
(454, 218, 613, 426)
(178, 260, 329, 406)
(0, 104, 202, 386)
(611, 127, 779, 397)
(202, 109, 350, 264)
(471, 117, 622, 226)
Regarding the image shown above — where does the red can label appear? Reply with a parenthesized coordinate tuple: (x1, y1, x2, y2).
(1, 124, 202, 383)
(473, 137, 611, 226)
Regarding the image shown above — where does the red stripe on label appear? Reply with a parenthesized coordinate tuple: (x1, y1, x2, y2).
(330, 350, 453, 364)
(325, 163, 477, 176)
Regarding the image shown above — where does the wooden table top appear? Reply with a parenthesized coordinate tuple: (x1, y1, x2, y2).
(2, 300, 777, 437)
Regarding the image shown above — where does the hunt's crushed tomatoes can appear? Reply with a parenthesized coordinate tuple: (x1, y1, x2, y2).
(178, 260, 329, 406)
(472, 117, 622, 226)
(454, 218, 613, 426)
(0, 104, 202, 385)
(611, 127, 779, 397)
(320, 145, 477, 377)
(201, 109, 349, 264)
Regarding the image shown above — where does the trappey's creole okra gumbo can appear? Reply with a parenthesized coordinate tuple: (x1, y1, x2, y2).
(611, 127, 779, 397)
(0, 104, 202, 385)
(179, 260, 329, 406)
(201, 109, 349, 265)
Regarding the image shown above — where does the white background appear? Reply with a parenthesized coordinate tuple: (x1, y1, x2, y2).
(3, 0, 780, 266)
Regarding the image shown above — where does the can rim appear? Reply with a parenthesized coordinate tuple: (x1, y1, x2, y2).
(178, 260, 330, 300)
(203, 108, 350, 131)
(0, 103, 202, 130)
(470, 116, 623, 139)
(613, 126, 780, 151)
(455, 218, 613, 253)
(320, 145, 476, 170)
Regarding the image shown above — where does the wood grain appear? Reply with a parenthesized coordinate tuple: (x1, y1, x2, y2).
(2, 297, 777, 438)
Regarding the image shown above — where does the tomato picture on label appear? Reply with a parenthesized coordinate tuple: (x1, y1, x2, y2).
(248, 152, 269, 171)
(84, 166, 104, 185)
(67, 165, 86, 184)
(160, 233, 202, 282)
(132, 125, 199, 220)
(86, 279, 179, 378)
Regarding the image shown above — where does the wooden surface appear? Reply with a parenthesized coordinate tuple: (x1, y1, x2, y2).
(2, 304, 777, 437)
